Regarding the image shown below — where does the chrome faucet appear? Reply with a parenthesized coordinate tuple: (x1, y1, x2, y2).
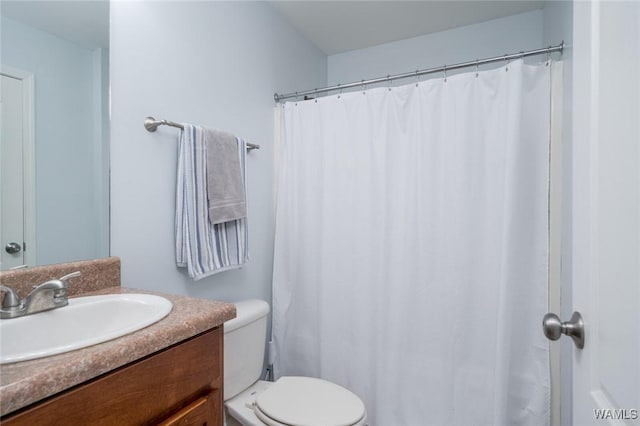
(0, 271, 81, 319)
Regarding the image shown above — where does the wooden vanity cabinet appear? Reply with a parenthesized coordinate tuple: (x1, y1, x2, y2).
(2, 327, 223, 426)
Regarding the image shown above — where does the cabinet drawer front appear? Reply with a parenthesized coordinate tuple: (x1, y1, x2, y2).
(158, 393, 218, 426)
(3, 327, 222, 426)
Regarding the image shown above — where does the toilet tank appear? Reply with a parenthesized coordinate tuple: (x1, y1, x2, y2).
(223, 299, 270, 401)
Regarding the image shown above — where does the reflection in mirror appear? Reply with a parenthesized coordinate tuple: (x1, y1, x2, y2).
(1, 1, 110, 269)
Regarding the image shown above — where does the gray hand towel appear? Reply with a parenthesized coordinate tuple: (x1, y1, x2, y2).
(205, 128, 247, 224)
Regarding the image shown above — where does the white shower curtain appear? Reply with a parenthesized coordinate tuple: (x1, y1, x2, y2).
(272, 60, 551, 426)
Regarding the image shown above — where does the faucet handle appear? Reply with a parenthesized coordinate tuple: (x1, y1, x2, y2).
(1, 285, 22, 309)
(60, 271, 81, 282)
(31, 271, 81, 291)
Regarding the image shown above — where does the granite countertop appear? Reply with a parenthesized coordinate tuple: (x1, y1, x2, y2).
(0, 286, 236, 417)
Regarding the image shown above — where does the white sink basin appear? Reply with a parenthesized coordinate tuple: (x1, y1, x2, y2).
(0, 294, 173, 364)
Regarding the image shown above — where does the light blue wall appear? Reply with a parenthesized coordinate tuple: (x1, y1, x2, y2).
(1, 17, 108, 266)
(109, 1, 326, 307)
(328, 10, 544, 87)
(92, 47, 111, 264)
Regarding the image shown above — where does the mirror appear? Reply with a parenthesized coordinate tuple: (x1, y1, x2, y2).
(0, 1, 110, 269)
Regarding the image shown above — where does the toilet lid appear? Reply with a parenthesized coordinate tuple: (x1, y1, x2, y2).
(254, 376, 365, 426)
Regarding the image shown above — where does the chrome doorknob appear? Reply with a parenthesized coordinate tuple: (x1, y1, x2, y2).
(542, 311, 585, 349)
(5, 242, 22, 254)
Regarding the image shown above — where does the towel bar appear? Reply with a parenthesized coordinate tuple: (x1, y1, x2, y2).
(144, 117, 260, 151)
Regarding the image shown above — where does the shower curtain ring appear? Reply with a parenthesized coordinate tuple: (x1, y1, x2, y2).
(337, 83, 342, 99)
(475, 60, 479, 77)
(443, 65, 447, 83)
(415, 70, 420, 86)
(387, 75, 392, 91)
(546, 47, 551, 66)
(504, 54, 509, 71)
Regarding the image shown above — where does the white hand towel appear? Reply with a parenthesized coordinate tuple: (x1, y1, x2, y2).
(176, 124, 249, 280)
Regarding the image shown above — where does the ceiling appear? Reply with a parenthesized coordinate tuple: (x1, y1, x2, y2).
(269, 1, 546, 55)
(1, 0, 109, 49)
(1, 1, 545, 55)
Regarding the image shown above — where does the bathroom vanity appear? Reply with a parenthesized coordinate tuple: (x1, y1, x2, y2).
(2, 327, 223, 425)
(0, 258, 236, 425)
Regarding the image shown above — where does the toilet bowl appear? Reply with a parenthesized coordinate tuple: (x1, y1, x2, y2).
(223, 300, 367, 426)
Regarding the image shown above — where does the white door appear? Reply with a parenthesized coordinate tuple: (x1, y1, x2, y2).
(0, 73, 25, 269)
(0, 68, 34, 269)
(571, 1, 640, 424)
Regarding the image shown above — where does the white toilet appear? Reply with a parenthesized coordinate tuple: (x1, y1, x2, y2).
(223, 299, 367, 426)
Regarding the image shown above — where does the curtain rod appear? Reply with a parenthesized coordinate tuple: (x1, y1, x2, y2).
(144, 116, 260, 151)
(274, 41, 564, 102)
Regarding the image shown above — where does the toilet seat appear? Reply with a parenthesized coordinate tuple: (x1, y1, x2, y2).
(253, 376, 366, 426)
